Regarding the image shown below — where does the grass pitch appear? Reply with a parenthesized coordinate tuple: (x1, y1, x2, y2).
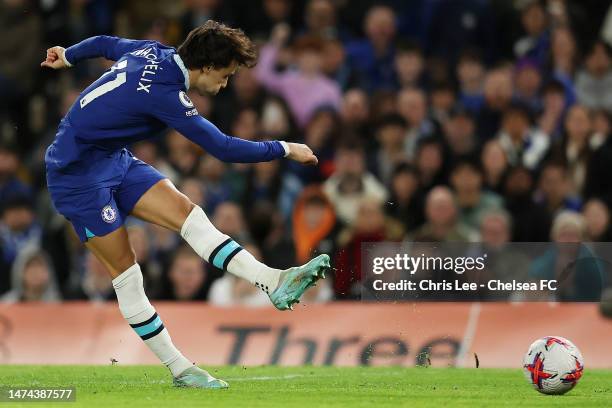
(0, 366, 610, 407)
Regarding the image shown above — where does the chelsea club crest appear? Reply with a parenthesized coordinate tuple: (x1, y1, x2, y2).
(101, 205, 117, 223)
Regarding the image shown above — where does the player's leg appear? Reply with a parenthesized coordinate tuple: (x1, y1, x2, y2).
(82, 227, 227, 386)
(129, 177, 329, 310)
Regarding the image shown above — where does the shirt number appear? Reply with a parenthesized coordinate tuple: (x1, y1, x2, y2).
(80, 60, 128, 108)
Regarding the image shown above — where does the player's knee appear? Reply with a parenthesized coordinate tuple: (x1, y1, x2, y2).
(175, 195, 196, 228)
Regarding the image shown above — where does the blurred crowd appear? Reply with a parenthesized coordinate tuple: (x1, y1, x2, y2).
(1, 0, 612, 303)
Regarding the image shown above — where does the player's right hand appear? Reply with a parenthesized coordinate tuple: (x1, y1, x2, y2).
(40, 46, 69, 69)
(286, 142, 318, 166)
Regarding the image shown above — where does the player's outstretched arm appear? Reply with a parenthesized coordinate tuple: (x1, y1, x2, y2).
(41, 36, 152, 69)
(184, 115, 318, 165)
(155, 89, 318, 165)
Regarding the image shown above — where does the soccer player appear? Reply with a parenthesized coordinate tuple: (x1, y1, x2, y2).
(41, 20, 330, 389)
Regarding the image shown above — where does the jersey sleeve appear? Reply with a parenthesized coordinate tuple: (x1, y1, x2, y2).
(152, 88, 288, 163)
(64, 36, 154, 65)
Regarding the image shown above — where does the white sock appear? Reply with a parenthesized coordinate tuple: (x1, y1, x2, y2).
(112, 264, 193, 377)
(180, 205, 281, 294)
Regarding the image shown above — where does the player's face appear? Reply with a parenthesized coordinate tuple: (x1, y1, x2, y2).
(196, 61, 238, 95)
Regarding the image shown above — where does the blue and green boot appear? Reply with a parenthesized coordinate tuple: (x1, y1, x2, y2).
(269, 254, 330, 311)
(173, 366, 229, 389)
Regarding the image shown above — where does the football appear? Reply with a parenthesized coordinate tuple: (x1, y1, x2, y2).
(523, 336, 585, 395)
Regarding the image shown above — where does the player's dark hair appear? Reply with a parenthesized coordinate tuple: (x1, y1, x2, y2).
(178, 20, 257, 70)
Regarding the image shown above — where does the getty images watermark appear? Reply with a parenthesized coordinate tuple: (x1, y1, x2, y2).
(371, 252, 556, 292)
(361, 242, 611, 302)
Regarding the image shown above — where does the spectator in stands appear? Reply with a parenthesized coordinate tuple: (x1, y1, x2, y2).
(334, 198, 403, 299)
(455, 49, 485, 113)
(582, 198, 612, 241)
(397, 88, 438, 158)
(538, 79, 567, 139)
(575, 40, 612, 113)
(477, 209, 531, 299)
(158, 245, 210, 301)
(0, 196, 42, 269)
(165, 129, 201, 177)
(255, 25, 341, 128)
(179, 0, 235, 38)
(345, 5, 398, 92)
(546, 27, 578, 108)
(323, 141, 387, 225)
(550, 26, 578, 78)
(514, 59, 542, 113)
(394, 42, 426, 89)
(450, 159, 504, 230)
(287, 108, 339, 185)
(443, 105, 478, 159)
(477, 68, 514, 142)
(340, 88, 371, 141)
(0, 146, 31, 203)
(503, 166, 552, 241)
(0, 0, 42, 148)
(246, 202, 296, 269)
(480, 209, 512, 249)
(302, 0, 346, 41)
(67, 251, 115, 301)
(513, 0, 549, 64)
(414, 138, 447, 192)
(242, 160, 282, 209)
(496, 102, 549, 170)
(212, 67, 266, 131)
(584, 110, 612, 205)
(549, 104, 593, 196)
(2, 246, 61, 303)
(430, 82, 457, 125)
(481, 140, 509, 193)
(321, 39, 356, 90)
(535, 161, 582, 217)
(412, 186, 478, 242)
(231, 107, 260, 141)
(197, 155, 235, 214)
(370, 113, 409, 184)
(385, 163, 425, 234)
(179, 178, 206, 213)
(292, 186, 340, 265)
(529, 211, 605, 301)
(259, 96, 295, 141)
(212, 201, 251, 244)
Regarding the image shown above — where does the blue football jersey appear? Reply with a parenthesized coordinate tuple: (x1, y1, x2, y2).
(45, 36, 286, 191)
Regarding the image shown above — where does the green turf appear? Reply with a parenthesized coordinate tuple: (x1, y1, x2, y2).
(0, 366, 610, 407)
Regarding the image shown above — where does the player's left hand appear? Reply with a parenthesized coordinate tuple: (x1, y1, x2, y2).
(40, 46, 69, 69)
(286, 142, 318, 166)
